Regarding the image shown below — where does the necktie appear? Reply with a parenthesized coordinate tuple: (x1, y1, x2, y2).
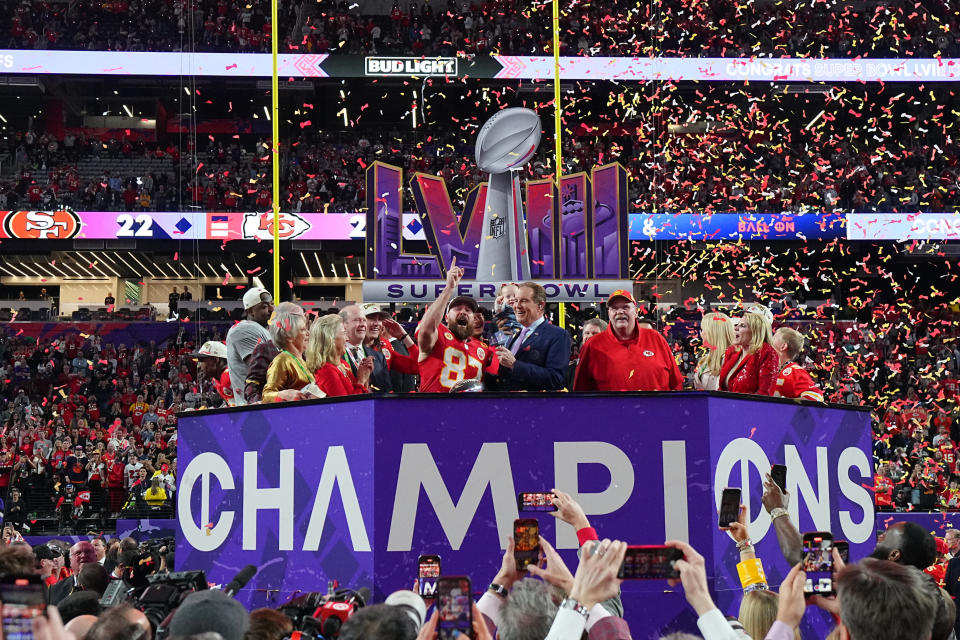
(510, 327, 530, 355)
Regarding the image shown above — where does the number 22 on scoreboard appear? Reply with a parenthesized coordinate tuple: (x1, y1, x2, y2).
(115, 214, 154, 237)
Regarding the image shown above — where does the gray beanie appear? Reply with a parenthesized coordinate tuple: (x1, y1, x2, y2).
(168, 590, 249, 640)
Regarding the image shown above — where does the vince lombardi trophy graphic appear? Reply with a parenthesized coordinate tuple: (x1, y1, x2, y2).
(474, 108, 542, 281)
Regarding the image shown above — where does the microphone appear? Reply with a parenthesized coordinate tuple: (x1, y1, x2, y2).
(224, 565, 257, 598)
(352, 587, 371, 606)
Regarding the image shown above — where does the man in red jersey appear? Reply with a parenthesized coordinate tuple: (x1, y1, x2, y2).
(416, 258, 498, 392)
(573, 289, 681, 391)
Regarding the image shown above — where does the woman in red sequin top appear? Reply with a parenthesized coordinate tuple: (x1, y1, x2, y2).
(718, 305, 778, 396)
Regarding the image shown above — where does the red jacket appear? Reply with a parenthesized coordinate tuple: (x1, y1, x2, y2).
(314, 362, 367, 397)
(718, 344, 778, 395)
(573, 323, 682, 392)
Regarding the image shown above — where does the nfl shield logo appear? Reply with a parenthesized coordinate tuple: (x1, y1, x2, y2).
(490, 216, 506, 239)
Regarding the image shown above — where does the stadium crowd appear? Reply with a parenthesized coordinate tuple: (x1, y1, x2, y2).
(1, 0, 959, 57)
(0, 485, 952, 640)
(4, 106, 960, 216)
(0, 323, 234, 534)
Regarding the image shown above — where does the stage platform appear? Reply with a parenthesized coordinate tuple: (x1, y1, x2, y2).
(176, 391, 873, 637)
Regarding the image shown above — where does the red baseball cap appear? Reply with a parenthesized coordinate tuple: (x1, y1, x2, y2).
(607, 289, 636, 305)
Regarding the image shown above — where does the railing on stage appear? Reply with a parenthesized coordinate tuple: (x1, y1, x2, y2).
(175, 391, 873, 637)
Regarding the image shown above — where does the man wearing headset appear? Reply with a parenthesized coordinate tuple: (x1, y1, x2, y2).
(493, 282, 571, 392)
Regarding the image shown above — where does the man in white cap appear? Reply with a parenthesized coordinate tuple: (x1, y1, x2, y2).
(193, 341, 233, 406)
(360, 303, 419, 392)
(226, 287, 273, 405)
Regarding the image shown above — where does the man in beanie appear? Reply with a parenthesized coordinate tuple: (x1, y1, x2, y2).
(168, 590, 250, 640)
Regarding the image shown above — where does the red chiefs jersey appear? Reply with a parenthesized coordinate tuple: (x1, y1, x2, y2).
(418, 322, 498, 393)
(375, 337, 420, 376)
(772, 362, 824, 402)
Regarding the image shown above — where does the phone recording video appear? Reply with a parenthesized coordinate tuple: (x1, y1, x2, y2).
(802, 532, 835, 596)
(0, 576, 46, 640)
(518, 492, 557, 512)
(513, 518, 540, 570)
(418, 555, 441, 600)
(617, 546, 683, 580)
(771, 465, 787, 493)
(436, 576, 473, 640)
(718, 487, 741, 529)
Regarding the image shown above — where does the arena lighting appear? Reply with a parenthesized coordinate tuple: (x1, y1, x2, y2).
(219, 263, 233, 278)
(110, 251, 138, 276)
(86, 252, 120, 277)
(56, 258, 84, 279)
(123, 105, 133, 117)
(14, 258, 40, 277)
(126, 251, 157, 278)
(263, 106, 270, 121)
(0, 114, 6, 123)
(0, 263, 14, 276)
(313, 252, 325, 277)
(80, 253, 111, 278)
(27, 257, 56, 279)
(4, 261, 29, 277)
(44, 259, 70, 278)
(300, 252, 313, 278)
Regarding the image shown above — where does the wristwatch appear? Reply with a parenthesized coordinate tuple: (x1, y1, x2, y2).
(736, 538, 754, 551)
(559, 597, 589, 618)
(770, 507, 789, 521)
(488, 583, 509, 598)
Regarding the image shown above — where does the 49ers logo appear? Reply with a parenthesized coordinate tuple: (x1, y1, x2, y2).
(241, 211, 310, 240)
(2, 210, 81, 239)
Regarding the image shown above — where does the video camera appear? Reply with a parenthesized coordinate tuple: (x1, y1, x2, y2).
(278, 586, 370, 640)
(100, 570, 208, 640)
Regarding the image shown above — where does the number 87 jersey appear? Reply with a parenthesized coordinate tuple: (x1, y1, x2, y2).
(417, 323, 499, 393)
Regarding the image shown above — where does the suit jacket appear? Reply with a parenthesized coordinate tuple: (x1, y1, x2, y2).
(497, 320, 572, 391)
(347, 344, 392, 393)
(48, 575, 76, 606)
(945, 555, 960, 637)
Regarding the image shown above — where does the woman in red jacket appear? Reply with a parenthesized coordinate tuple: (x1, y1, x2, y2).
(305, 314, 372, 397)
(718, 305, 778, 395)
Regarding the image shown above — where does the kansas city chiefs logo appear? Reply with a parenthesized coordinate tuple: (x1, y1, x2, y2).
(242, 211, 310, 240)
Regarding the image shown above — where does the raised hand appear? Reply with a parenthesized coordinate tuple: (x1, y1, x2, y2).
(526, 537, 575, 594)
(550, 489, 590, 531)
(446, 256, 464, 289)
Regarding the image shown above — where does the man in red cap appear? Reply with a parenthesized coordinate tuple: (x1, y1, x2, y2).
(573, 289, 682, 391)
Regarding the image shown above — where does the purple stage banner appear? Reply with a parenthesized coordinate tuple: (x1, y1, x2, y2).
(176, 392, 872, 636)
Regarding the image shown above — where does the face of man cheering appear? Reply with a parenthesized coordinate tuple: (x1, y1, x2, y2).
(445, 303, 474, 342)
(608, 298, 638, 339)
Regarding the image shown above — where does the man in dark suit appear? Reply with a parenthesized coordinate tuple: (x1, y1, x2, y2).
(340, 305, 392, 393)
(493, 282, 571, 391)
(49, 541, 98, 605)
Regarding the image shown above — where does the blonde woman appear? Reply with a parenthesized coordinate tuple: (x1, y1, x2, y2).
(693, 312, 735, 390)
(262, 308, 311, 402)
(306, 314, 372, 397)
(718, 304, 778, 395)
(738, 589, 800, 640)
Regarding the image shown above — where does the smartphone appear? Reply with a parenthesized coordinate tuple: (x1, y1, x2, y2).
(834, 540, 849, 564)
(771, 464, 787, 493)
(517, 492, 557, 512)
(617, 545, 683, 580)
(802, 532, 835, 596)
(418, 555, 441, 600)
(436, 576, 472, 640)
(513, 518, 540, 570)
(718, 488, 741, 529)
(0, 575, 46, 640)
